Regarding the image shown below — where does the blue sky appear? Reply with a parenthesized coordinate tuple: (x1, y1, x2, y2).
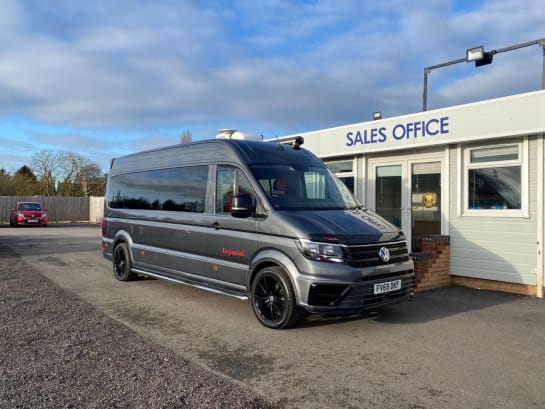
(0, 0, 544, 173)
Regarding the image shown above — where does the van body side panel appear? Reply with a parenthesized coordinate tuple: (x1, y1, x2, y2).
(205, 215, 258, 286)
(149, 212, 210, 279)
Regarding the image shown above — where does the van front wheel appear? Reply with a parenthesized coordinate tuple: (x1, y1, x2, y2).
(251, 266, 299, 329)
(113, 243, 136, 281)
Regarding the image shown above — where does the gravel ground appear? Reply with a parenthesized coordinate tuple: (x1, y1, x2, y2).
(0, 243, 281, 409)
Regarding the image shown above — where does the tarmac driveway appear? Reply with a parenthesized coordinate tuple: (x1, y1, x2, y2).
(1, 224, 544, 409)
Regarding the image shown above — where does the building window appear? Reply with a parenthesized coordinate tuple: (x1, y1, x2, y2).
(463, 141, 527, 216)
(325, 160, 355, 193)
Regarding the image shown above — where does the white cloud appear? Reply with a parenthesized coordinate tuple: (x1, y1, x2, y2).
(0, 0, 544, 171)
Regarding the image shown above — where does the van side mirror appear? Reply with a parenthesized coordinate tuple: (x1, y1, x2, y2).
(231, 194, 255, 218)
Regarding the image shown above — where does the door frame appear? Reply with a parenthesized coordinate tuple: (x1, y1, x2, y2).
(367, 150, 449, 252)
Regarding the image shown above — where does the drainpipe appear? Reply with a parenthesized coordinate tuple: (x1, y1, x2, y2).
(537, 136, 544, 298)
(540, 38, 545, 297)
(542, 40, 545, 90)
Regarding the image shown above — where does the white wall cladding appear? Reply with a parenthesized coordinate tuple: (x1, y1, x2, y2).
(449, 136, 538, 285)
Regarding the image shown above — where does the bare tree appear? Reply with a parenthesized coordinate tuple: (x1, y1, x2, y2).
(180, 129, 192, 144)
(31, 150, 62, 196)
(78, 162, 102, 197)
(31, 150, 102, 197)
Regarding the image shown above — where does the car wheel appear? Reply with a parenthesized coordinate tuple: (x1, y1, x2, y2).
(113, 243, 136, 281)
(251, 266, 299, 329)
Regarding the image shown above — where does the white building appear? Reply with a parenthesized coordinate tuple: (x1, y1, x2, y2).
(279, 90, 545, 297)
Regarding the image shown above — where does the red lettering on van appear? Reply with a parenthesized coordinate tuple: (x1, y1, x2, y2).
(222, 248, 245, 257)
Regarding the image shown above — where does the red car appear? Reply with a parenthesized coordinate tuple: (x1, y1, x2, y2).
(9, 202, 48, 227)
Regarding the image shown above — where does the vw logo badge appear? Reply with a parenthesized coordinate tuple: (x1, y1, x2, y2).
(378, 247, 390, 262)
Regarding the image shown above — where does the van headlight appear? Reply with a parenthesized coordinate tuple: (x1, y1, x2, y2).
(296, 239, 344, 263)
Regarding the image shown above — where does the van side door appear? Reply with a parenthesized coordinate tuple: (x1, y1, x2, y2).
(205, 165, 258, 291)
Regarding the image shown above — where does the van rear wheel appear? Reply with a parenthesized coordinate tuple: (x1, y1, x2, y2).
(251, 266, 299, 329)
(113, 243, 136, 281)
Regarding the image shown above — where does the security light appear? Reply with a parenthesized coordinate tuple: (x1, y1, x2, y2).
(373, 111, 382, 120)
(466, 46, 485, 62)
(466, 45, 493, 67)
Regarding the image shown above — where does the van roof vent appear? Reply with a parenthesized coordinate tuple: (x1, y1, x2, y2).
(216, 129, 263, 141)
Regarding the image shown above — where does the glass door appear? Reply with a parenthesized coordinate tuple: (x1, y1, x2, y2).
(370, 157, 444, 253)
(410, 162, 441, 252)
(375, 165, 403, 228)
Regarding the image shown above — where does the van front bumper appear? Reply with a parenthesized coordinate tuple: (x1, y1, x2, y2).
(296, 268, 414, 314)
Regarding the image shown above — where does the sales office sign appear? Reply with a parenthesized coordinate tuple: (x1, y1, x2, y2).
(345, 116, 450, 148)
(300, 115, 454, 157)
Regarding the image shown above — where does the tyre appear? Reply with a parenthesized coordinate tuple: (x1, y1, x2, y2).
(113, 243, 136, 281)
(251, 266, 299, 329)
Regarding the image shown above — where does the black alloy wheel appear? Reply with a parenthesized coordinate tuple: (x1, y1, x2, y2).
(113, 243, 136, 281)
(251, 266, 299, 329)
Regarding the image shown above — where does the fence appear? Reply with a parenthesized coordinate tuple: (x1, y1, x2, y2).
(0, 196, 104, 224)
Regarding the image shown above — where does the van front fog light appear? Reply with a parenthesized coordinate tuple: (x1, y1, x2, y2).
(296, 239, 344, 263)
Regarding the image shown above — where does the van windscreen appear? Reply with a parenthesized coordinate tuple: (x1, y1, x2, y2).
(250, 164, 361, 210)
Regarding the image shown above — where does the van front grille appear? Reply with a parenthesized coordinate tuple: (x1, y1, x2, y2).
(343, 240, 410, 268)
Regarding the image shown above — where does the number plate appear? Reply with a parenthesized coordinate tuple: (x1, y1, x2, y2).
(374, 279, 401, 295)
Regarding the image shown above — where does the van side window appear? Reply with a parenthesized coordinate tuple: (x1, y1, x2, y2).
(107, 166, 207, 213)
(157, 167, 207, 212)
(107, 171, 160, 210)
(216, 166, 254, 213)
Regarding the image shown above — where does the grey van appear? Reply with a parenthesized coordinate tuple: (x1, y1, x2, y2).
(102, 134, 414, 329)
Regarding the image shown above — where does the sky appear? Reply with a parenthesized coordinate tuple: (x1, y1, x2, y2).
(0, 0, 544, 174)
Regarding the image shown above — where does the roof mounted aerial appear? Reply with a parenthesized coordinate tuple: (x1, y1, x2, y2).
(216, 129, 263, 141)
(293, 136, 304, 150)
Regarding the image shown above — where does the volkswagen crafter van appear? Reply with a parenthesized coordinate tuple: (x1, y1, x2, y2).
(102, 132, 414, 329)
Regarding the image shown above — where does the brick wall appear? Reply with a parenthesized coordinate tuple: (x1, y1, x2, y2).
(413, 235, 451, 292)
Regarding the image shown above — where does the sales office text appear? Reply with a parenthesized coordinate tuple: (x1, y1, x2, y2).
(346, 116, 449, 147)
